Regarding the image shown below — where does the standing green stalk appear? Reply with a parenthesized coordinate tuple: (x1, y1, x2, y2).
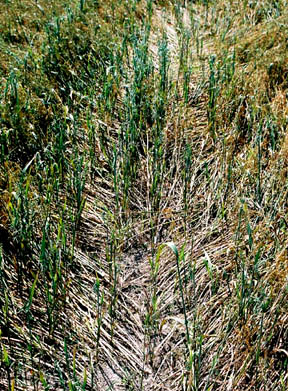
(158, 242, 190, 347)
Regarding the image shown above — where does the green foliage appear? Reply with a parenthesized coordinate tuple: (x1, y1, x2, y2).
(0, 0, 288, 390)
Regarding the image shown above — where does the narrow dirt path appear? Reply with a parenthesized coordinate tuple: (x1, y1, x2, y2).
(75, 4, 214, 390)
(96, 5, 210, 390)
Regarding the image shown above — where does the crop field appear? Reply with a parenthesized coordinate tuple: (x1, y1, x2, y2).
(0, 0, 288, 390)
